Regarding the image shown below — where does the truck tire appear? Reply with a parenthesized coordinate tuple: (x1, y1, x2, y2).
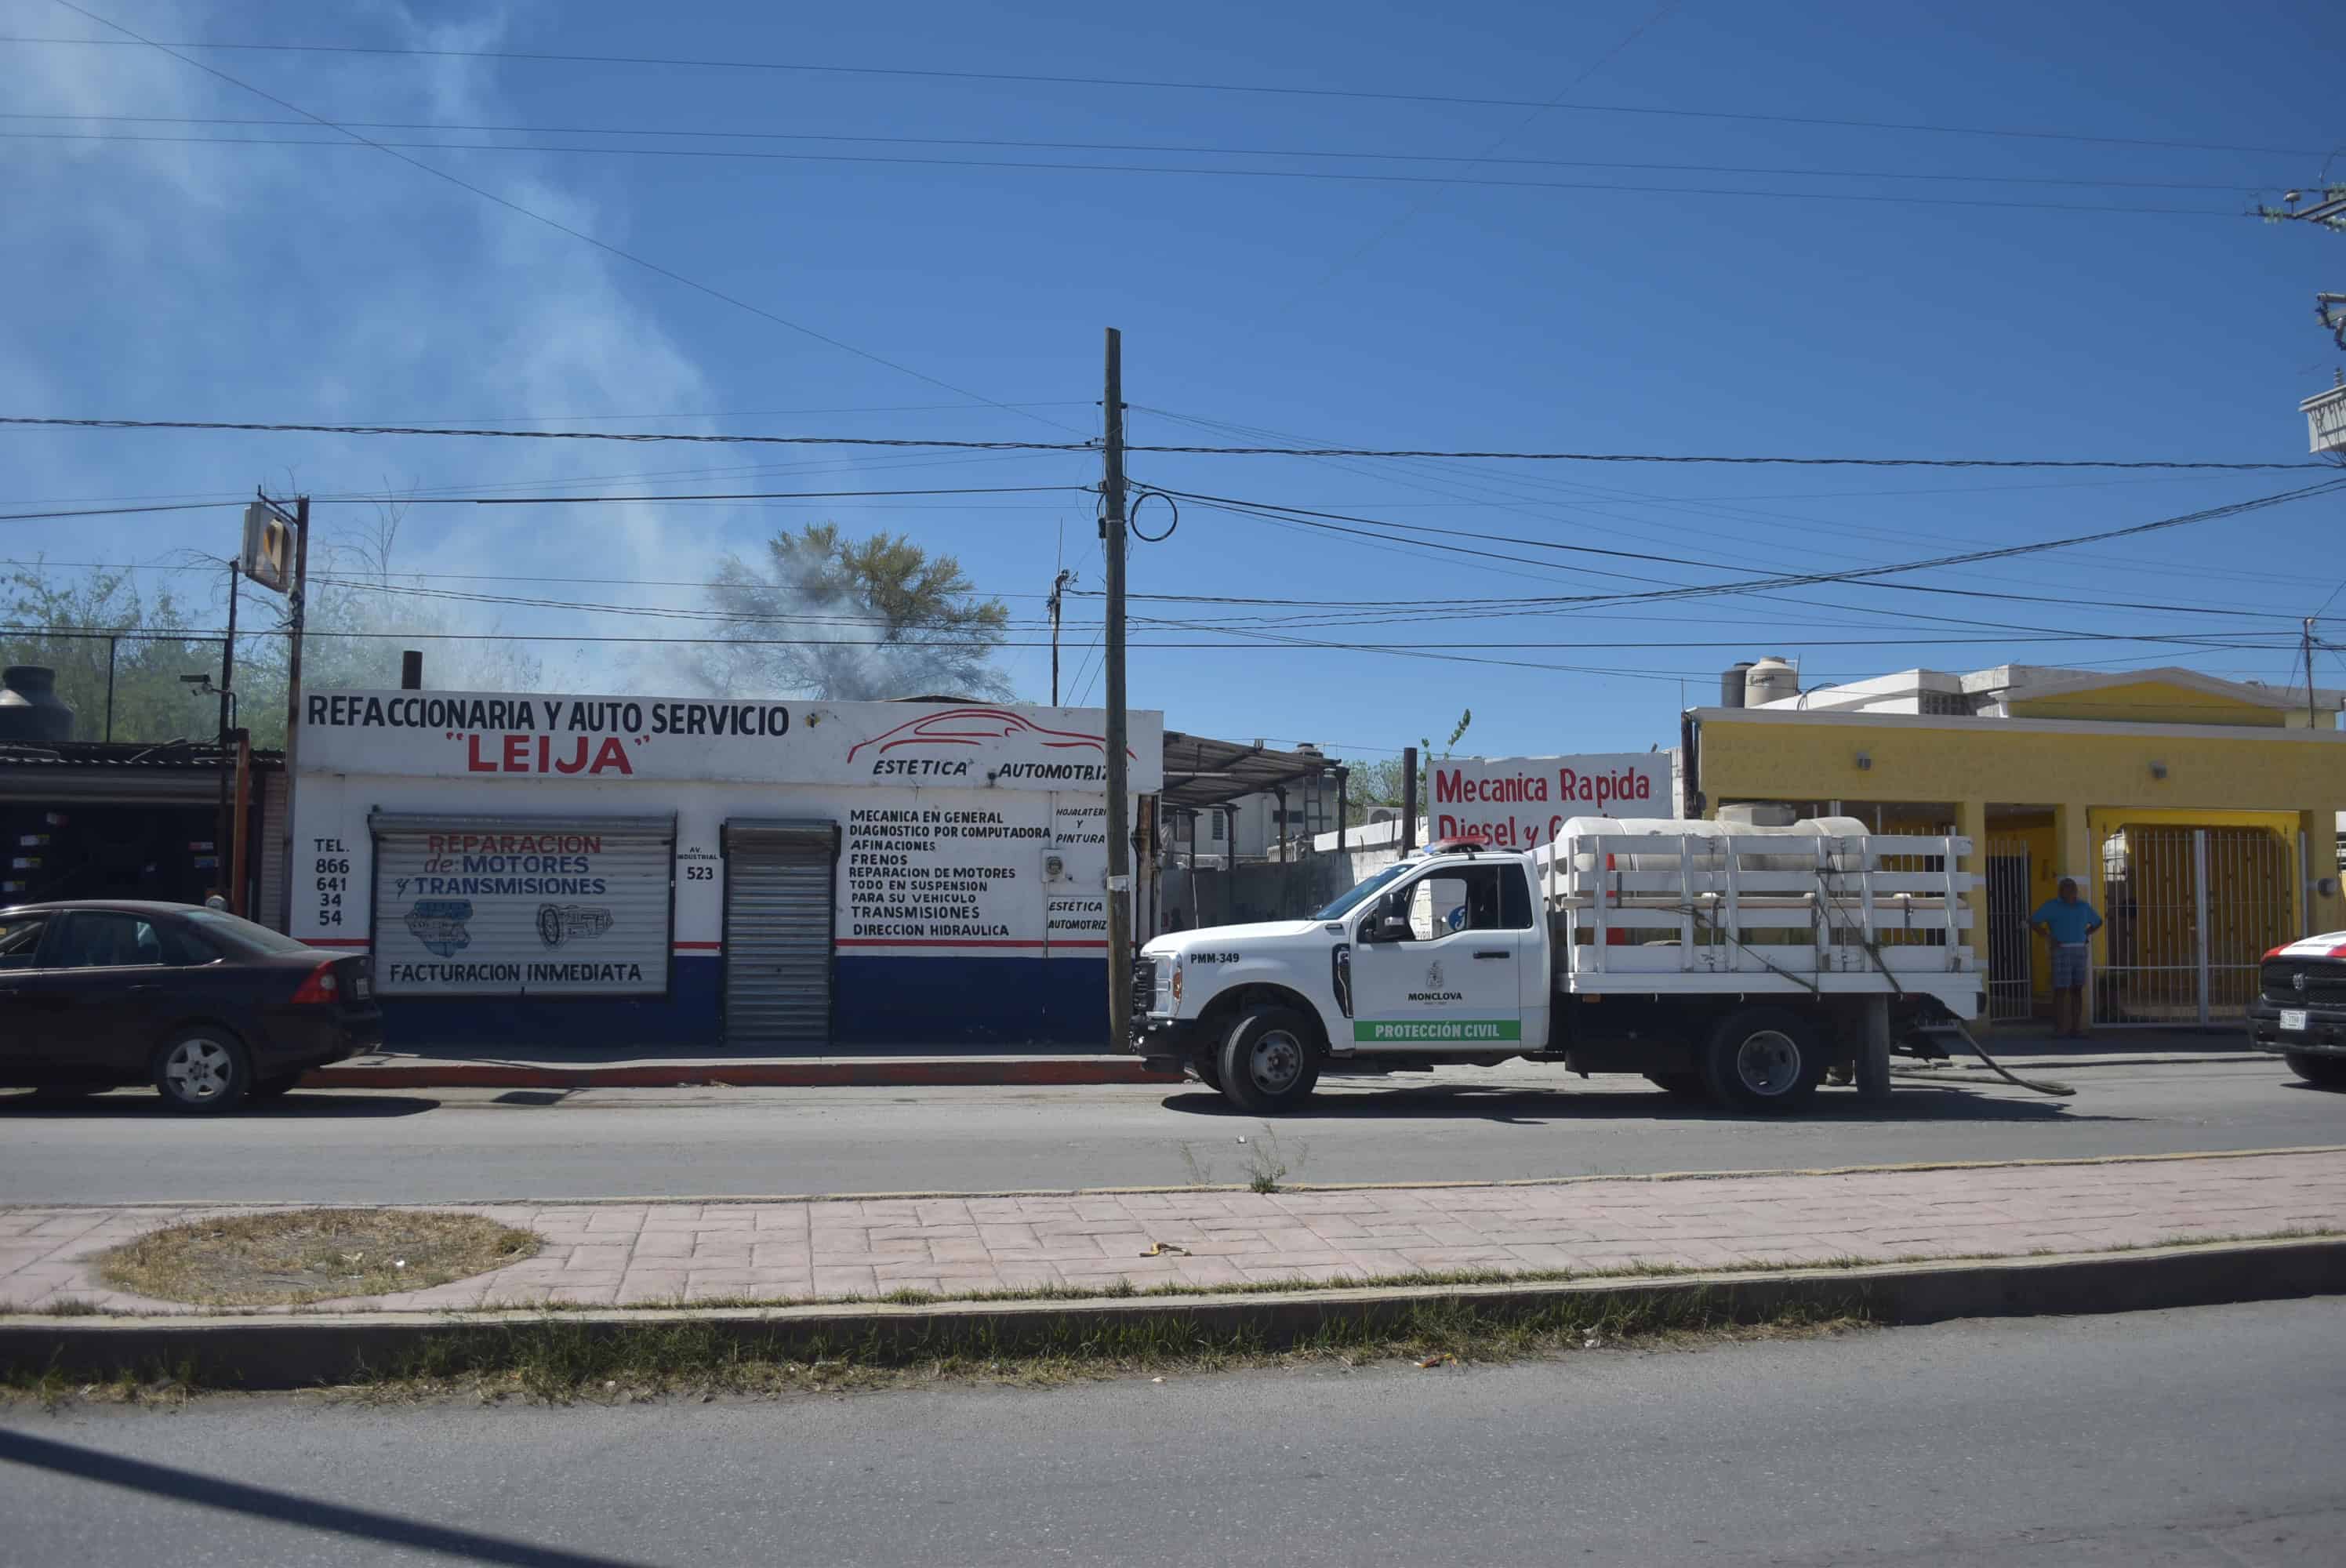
(1191, 1054, 1224, 1092)
(1698, 1007, 1828, 1112)
(2285, 1051, 2346, 1089)
(1216, 1007, 1321, 1115)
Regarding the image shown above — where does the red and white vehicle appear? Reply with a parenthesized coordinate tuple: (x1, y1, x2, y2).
(1131, 815, 1983, 1114)
(2250, 931, 2346, 1087)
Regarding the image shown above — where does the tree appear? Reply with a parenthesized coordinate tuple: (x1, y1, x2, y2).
(236, 505, 547, 746)
(0, 561, 224, 744)
(1335, 708, 1472, 826)
(687, 522, 1015, 701)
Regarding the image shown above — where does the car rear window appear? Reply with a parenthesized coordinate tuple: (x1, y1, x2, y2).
(182, 909, 318, 955)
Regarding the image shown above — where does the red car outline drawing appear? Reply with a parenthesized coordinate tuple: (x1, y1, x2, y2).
(845, 707, 1136, 763)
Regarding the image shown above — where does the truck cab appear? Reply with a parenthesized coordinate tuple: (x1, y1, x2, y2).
(1134, 844, 1552, 1112)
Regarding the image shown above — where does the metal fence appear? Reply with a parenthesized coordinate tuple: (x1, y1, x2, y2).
(2096, 826, 2297, 1025)
(1984, 837, 2036, 1022)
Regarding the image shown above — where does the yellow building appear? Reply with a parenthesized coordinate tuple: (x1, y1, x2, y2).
(1683, 665, 2346, 1030)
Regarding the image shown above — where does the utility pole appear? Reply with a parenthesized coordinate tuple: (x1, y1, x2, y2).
(278, 493, 310, 930)
(214, 559, 240, 903)
(1048, 567, 1072, 706)
(2308, 618, 2321, 731)
(1102, 328, 1132, 1054)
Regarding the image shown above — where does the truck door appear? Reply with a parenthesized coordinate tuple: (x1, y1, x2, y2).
(1349, 863, 1529, 1051)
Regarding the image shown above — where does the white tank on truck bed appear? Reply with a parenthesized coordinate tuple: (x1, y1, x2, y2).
(1537, 814, 1872, 876)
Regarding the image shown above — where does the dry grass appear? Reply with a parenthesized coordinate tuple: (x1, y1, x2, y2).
(94, 1209, 540, 1308)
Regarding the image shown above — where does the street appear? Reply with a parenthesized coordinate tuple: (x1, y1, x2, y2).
(3, 1297, 2340, 1566)
(0, 1059, 2335, 1203)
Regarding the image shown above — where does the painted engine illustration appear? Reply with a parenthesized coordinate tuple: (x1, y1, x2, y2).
(404, 899, 474, 957)
(536, 903, 615, 949)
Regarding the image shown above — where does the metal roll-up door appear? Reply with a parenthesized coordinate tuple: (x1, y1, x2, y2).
(256, 770, 288, 932)
(723, 818, 838, 1044)
(369, 812, 675, 997)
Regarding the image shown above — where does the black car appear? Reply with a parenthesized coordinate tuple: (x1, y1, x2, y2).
(2248, 932, 2346, 1088)
(0, 901, 381, 1112)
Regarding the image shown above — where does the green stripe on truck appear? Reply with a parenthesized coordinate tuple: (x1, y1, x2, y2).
(1353, 1019, 1523, 1043)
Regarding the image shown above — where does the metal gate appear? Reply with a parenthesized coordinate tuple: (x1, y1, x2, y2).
(1984, 837, 2034, 1022)
(2097, 826, 2297, 1025)
(721, 818, 839, 1045)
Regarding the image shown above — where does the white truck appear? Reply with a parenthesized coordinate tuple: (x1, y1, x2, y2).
(1129, 814, 1983, 1114)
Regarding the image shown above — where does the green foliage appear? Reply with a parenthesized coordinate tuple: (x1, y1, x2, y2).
(1334, 706, 1472, 826)
(0, 562, 223, 745)
(689, 522, 1015, 701)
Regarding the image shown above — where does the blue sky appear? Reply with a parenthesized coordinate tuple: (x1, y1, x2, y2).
(4, 0, 2341, 764)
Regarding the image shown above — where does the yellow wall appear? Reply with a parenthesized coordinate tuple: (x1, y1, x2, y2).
(1698, 714, 2346, 1022)
(2008, 680, 2288, 728)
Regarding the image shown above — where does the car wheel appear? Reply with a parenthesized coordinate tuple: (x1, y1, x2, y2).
(1215, 1006, 1321, 1115)
(248, 1072, 303, 1103)
(1699, 1007, 1828, 1112)
(2284, 1051, 2346, 1089)
(151, 1028, 251, 1114)
(1643, 1070, 1709, 1103)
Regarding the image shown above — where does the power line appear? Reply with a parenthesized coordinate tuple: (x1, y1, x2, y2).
(6, 130, 2258, 217)
(41, 2, 1081, 436)
(0, 484, 1086, 521)
(1158, 477, 2346, 613)
(0, 115, 2291, 194)
(9, 33, 2326, 158)
(6, 414, 2331, 470)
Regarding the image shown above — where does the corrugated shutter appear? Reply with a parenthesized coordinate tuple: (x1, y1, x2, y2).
(723, 818, 837, 1044)
(256, 770, 288, 932)
(369, 812, 674, 997)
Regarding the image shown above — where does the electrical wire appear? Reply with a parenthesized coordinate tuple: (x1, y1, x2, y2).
(8, 414, 2328, 470)
(1, 115, 2293, 194)
(9, 33, 2327, 158)
(14, 131, 2268, 216)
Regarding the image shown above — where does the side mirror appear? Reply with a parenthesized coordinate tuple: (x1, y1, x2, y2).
(1371, 914, 1412, 942)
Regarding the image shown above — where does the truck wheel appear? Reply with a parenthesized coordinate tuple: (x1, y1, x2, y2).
(2285, 1051, 2346, 1089)
(1699, 1007, 1828, 1112)
(1643, 1071, 1708, 1103)
(1216, 1007, 1321, 1115)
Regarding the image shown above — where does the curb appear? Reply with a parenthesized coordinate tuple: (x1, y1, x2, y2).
(8, 1236, 2342, 1391)
(303, 1059, 1181, 1090)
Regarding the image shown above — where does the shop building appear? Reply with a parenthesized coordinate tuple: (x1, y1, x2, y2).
(289, 689, 1162, 1047)
(1683, 662, 2346, 1029)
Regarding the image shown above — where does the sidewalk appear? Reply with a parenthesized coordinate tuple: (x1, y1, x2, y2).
(6, 1149, 2341, 1316)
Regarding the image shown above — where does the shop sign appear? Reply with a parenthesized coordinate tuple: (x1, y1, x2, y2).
(300, 692, 1164, 793)
(1430, 753, 1672, 849)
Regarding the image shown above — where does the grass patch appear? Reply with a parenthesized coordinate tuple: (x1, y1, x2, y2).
(341, 1288, 1866, 1405)
(94, 1209, 540, 1308)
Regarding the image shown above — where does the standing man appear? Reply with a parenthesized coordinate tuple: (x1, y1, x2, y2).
(2030, 877, 2104, 1040)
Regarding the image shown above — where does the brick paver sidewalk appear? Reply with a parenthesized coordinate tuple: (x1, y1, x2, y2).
(5, 1149, 2342, 1316)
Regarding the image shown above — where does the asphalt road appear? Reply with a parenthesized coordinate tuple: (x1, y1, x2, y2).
(5, 1297, 2343, 1566)
(0, 1059, 2338, 1203)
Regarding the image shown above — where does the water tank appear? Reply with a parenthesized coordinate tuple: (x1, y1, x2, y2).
(0, 666, 74, 742)
(1743, 655, 1799, 708)
(1719, 662, 1753, 708)
(1542, 815, 1872, 875)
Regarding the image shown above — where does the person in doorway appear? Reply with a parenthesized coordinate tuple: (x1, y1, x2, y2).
(2030, 877, 2104, 1039)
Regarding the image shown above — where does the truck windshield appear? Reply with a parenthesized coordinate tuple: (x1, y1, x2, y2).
(1310, 862, 1415, 921)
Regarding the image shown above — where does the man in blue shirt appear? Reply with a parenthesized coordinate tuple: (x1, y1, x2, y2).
(2030, 877, 2104, 1040)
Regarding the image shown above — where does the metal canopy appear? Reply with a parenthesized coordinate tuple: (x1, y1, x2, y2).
(1157, 730, 1334, 811)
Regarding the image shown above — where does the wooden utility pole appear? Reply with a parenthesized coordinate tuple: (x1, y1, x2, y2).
(278, 494, 310, 930)
(1102, 328, 1132, 1053)
(213, 560, 239, 902)
(2308, 618, 2320, 730)
(1048, 567, 1072, 706)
